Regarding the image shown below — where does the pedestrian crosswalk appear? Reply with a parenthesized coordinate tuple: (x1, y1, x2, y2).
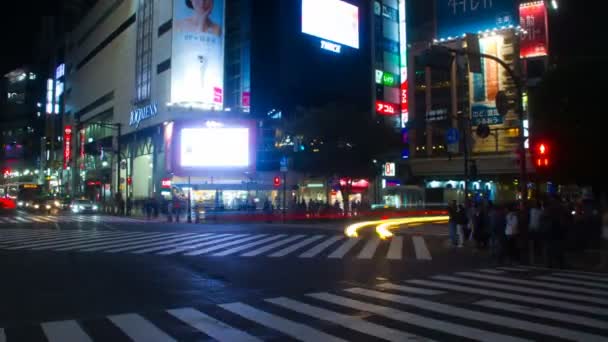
(0, 228, 436, 260)
(1, 266, 606, 341)
(0, 215, 147, 224)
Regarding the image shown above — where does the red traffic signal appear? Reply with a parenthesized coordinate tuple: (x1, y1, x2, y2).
(273, 176, 281, 187)
(534, 142, 550, 168)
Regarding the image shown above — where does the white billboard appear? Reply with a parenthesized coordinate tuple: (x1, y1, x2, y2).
(172, 0, 225, 108)
(302, 0, 359, 49)
(180, 127, 249, 167)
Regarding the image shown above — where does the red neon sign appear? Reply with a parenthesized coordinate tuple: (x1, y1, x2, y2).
(161, 178, 172, 189)
(376, 101, 397, 115)
(401, 81, 408, 113)
(63, 125, 72, 169)
(519, 2, 549, 58)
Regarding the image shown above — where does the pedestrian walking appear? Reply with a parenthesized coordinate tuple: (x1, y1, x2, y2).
(473, 204, 487, 249)
(505, 204, 520, 264)
(448, 200, 458, 247)
(546, 196, 567, 268)
(456, 204, 468, 248)
(528, 200, 544, 264)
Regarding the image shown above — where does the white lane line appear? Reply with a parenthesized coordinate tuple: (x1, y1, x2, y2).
(456, 271, 608, 297)
(42, 320, 93, 342)
(6, 232, 109, 250)
(213, 235, 288, 256)
(55, 232, 158, 251)
(475, 299, 608, 331)
(241, 235, 306, 257)
(377, 282, 445, 295)
(64, 232, 169, 251)
(125, 234, 209, 254)
(219, 302, 346, 342)
(407, 279, 608, 315)
(478, 269, 506, 274)
(552, 272, 608, 283)
(0, 328, 5, 342)
(386, 236, 403, 260)
(14, 217, 30, 223)
(130, 234, 218, 254)
(0, 231, 64, 245)
(266, 297, 430, 342)
(536, 275, 608, 289)
(107, 233, 199, 253)
(327, 238, 360, 259)
(269, 235, 325, 257)
(309, 292, 528, 342)
(82, 233, 181, 252)
(357, 237, 381, 259)
(157, 234, 243, 255)
(347, 287, 607, 342)
(517, 265, 608, 277)
(167, 307, 261, 342)
(108, 313, 176, 342)
(496, 267, 531, 272)
(184, 235, 269, 256)
(299, 236, 343, 258)
(433, 275, 608, 305)
(412, 236, 431, 260)
(40, 232, 144, 251)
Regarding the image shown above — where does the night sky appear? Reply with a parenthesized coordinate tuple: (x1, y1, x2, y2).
(0, 0, 603, 75)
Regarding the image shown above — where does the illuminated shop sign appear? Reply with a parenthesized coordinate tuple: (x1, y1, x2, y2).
(519, 1, 549, 58)
(376, 100, 398, 115)
(63, 126, 72, 169)
(320, 40, 342, 53)
(129, 103, 158, 128)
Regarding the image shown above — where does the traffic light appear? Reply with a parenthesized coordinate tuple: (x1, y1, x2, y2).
(273, 176, 281, 187)
(534, 142, 550, 168)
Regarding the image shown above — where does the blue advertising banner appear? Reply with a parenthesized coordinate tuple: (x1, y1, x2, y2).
(436, 0, 518, 39)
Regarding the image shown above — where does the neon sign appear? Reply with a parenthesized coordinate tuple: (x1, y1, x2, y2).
(63, 126, 72, 169)
(376, 100, 397, 115)
(321, 40, 342, 53)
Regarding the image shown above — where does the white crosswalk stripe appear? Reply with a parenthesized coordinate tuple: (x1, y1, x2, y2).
(535, 275, 608, 289)
(412, 235, 432, 260)
(0, 229, 435, 260)
(2, 267, 608, 341)
(552, 272, 608, 283)
(0, 215, 150, 224)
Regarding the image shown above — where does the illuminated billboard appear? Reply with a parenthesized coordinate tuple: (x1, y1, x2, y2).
(302, 0, 359, 49)
(470, 35, 507, 126)
(398, 0, 408, 126)
(180, 127, 249, 167)
(171, 0, 225, 108)
(519, 1, 549, 58)
(435, 0, 518, 39)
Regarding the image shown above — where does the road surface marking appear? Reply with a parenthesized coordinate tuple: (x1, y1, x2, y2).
(327, 238, 360, 258)
(39, 232, 143, 251)
(407, 279, 608, 315)
(478, 269, 505, 274)
(167, 307, 261, 342)
(128, 234, 212, 254)
(0, 231, 62, 245)
(299, 236, 343, 258)
(456, 271, 608, 296)
(535, 275, 608, 289)
(475, 299, 608, 330)
(30, 217, 46, 223)
(269, 235, 325, 257)
(347, 287, 606, 342)
(6, 231, 109, 249)
(377, 282, 445, 295)
(130, 233, 219, 254)
(81, 233, 179, 252)
(220, 302, 346, 342)
(14, 217, 30, 223)
(266, 297, 429, 342)
(496, 267, 529, 272)
(157, 234, 243, 255)
(433, 275, 608, 305)
(517, 265, 608, 278)
(42, 320, 93, 342)
(357, 237, 381, 259)
(69, 232, 172, 252)
(241, 235, 305, 257)
(184, 235, 269, 256)
(552, 272, 608, 283)
(213, 235, 287, 256)
(412, 236, 431, 260)
(108, 313, 176, 342)
(308, 292, 528, 342)
(0, 328, 5, 342)
(107, 233, 199, 253)
(386, 236, 403, 260)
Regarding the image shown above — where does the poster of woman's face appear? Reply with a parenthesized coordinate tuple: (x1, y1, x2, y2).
(175, 0, 223, 36)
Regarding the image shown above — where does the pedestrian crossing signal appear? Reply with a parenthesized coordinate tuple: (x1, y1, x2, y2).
(534, 142, 550, 168)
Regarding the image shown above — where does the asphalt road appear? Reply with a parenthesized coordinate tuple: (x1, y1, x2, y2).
(0, 212, 606, 341)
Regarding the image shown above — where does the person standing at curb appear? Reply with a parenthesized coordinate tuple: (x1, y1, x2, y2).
(456, 204, 468, 248)
(505, 204, 520, 264)
(528, 200, 543, 264)
(448, 200, 458, 247)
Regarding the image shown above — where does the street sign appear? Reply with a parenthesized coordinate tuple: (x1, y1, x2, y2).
(446, 128, 459, 144)
(279, 157, 288, 172)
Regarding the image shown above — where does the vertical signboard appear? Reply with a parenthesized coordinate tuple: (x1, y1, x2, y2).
(79, 129, 86, 170)
(172, 0, 225, 109)
(436, 0, 518, 39)
(398, 0, 408, 126)
(470, 35, 507, 126)
(519, 1, 548, 58)
(63, 126, 72, 170)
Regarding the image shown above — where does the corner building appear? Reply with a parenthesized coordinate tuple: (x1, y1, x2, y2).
(63, 0, 260, 209)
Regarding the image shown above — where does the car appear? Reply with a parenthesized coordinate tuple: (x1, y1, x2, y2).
(70, 199, 99, 214)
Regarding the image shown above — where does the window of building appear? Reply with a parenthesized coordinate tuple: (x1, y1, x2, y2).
(134, 0, 153, 104)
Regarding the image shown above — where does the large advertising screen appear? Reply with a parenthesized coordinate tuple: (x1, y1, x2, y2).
(302, 0, 359, 49)
(436, 0, 518, 39)
(172, 0, 225, 108)
(470, 35, 507, 126)
(180, 127, 249, 167)
(519, 1, 548, 58)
